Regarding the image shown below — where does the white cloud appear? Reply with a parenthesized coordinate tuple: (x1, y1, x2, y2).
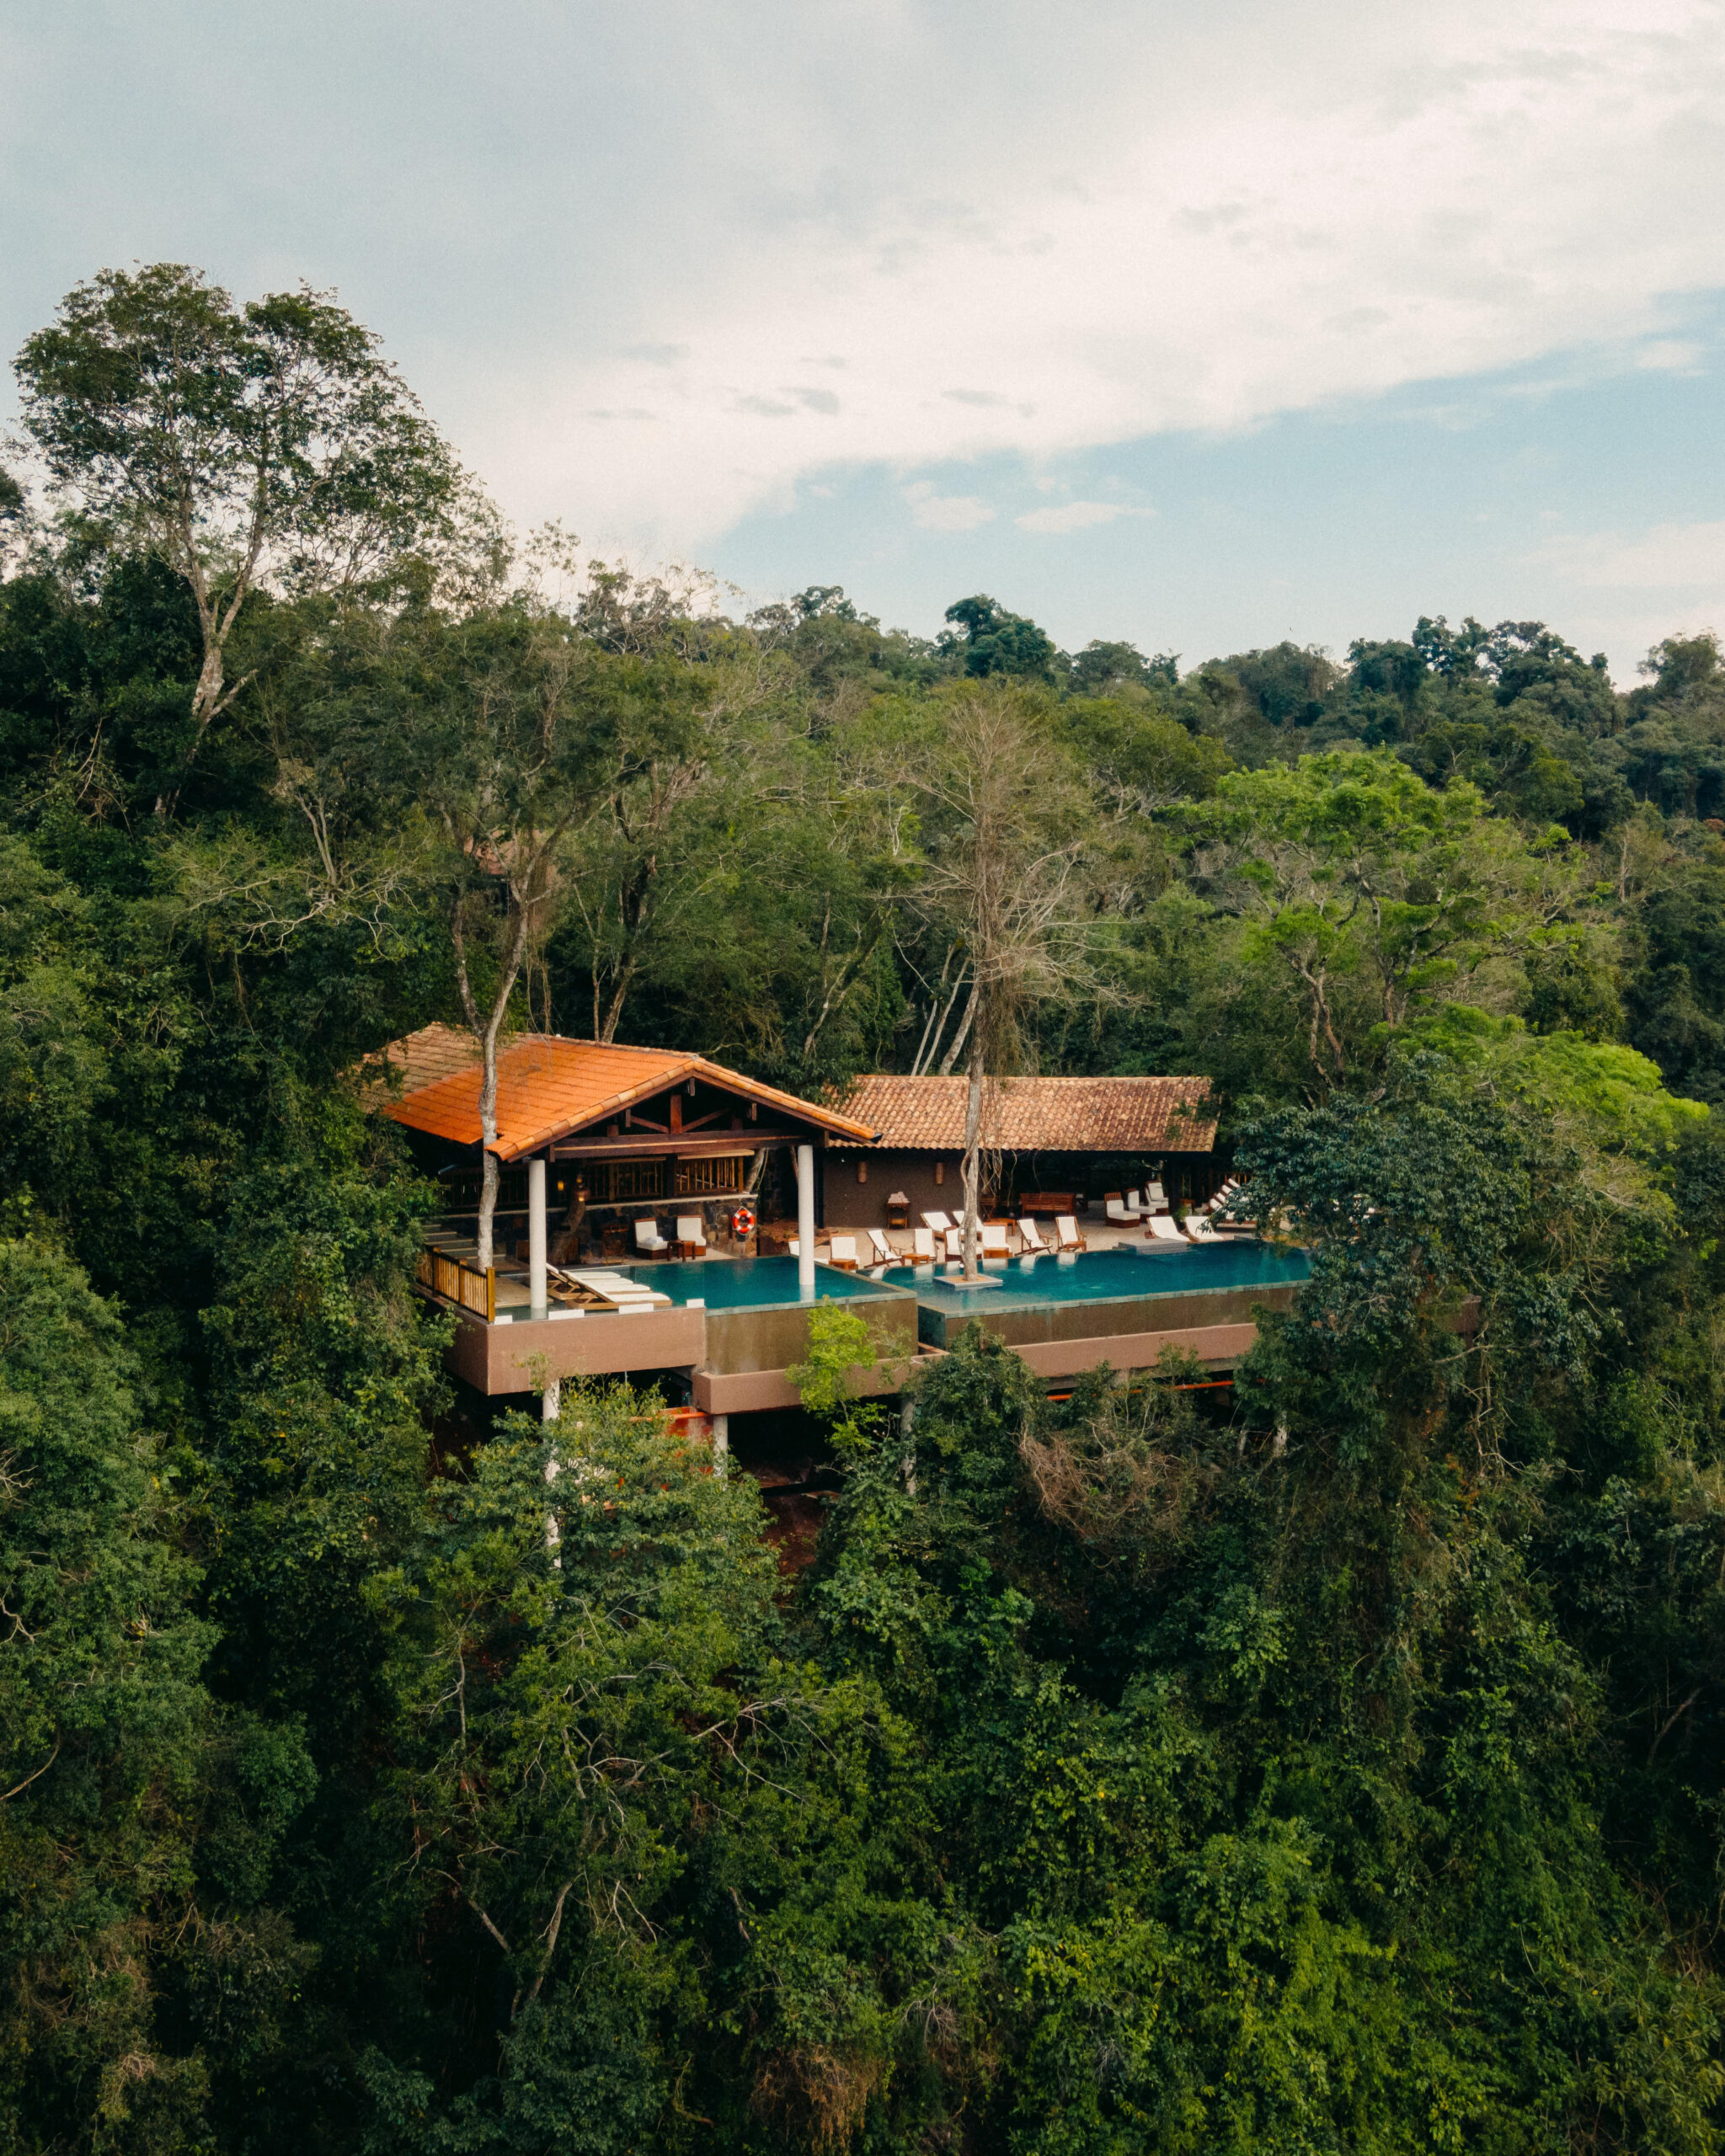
(1015, 499, 1146, 535)
(904, 481, 995, 532)
(1538, 520, 1725, 587)
(455, 0, 1725, 549)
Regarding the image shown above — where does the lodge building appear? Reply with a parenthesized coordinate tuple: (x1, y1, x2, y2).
(362, 1027, 1300, 1439)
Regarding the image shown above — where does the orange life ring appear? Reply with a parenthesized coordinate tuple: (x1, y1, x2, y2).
(730, 1204, 756, 1239)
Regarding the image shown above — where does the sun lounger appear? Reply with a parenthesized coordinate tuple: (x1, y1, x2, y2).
(558, 1267, 671, 1310)
(867, 1228, 896, 1266)
(911, 1225, 937, 1262)
(1146, 1215, 1187, 1244)
(1018, 1216, 1049, 1253)
(633, 1218, 669, 1255)
(943, 1226, 964, 1261)
(1184, 1214, 1223, 1244)
(1055, 1216, 1087, 1252)
(980, 1223, 1011, 1258)
(827, 1235, 859, 1271)
(921, 1210, 953, 1235)
(672, 1214, 708, 1257)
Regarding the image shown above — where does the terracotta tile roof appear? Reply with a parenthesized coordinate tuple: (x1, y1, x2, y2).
(832, 1073, 1216, 1154)
(369, 1027, 877, 1159)
(357, 1022, 483, 1100)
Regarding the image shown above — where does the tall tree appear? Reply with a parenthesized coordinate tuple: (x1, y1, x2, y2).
(913, 684, 1093, 1277)
(15, 263, 471, 815)
(402, 604, 617, 1267)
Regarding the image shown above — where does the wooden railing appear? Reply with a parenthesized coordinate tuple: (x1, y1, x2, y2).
(416, 1248, 495, 1321)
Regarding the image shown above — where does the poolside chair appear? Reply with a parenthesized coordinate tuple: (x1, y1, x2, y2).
(1018, 1216, 1049, 1254)
(943, 1226, 964, 1262)
(633, 1218, 669, 1256)
(911, 1225, 937, 1262)
(673, 1214, 708, 1257)
(1055, 1216, 1087, 1252)
(1124, 1189, 1146, 1217)
(1184, 1214, 1224, 1244)
(1146, 1215, 1187, 1244)
(1146, 1180, 1167, 1210)
(921, 1210, 953, 1235)
(866, 1228, 896, 1267)
(826, 1235, 860, 1272)
(1104, 1193, 1136, 1227)
(979, 1223, 1011, 1260)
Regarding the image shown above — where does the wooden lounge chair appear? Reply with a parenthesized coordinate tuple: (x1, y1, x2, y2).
(1018, 1216, 1049, 1253)
(1145, 1215, 1187, 1244)
(633, 1218, 669, 1256)
(1184, 1214, 1224, 1244)
(672, 1214, 708, 1258)
(827, 1235, 860, 1272)
(921, 1210, 953, 1235)
(1055, 1216, 1087, 1252)
(979, 1223, 1012, 1260)
(1104, 1193, 1136, 1226)
(911, 1226, 937, 1262)
(943, 1226, 964, 1262)
(866, 1228, 896, 1267)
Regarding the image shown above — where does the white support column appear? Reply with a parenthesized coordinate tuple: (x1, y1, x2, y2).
(711, 1412, 729, 1473)
(795, 1144, 816, 1299)
(528, 1155, 548, 1320)
(542, 1377, 561, 1422)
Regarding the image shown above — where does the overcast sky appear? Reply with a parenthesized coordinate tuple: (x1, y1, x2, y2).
(5, 0, 1725, 677)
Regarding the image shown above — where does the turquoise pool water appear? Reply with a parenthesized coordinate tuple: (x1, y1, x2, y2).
(882, 1241, 1311, 1313)
(602, 1255, 903, 1310)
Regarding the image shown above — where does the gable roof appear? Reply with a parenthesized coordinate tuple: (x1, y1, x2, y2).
(364, 1024, 877, 1160)
(832, 1073, 1216, 1154)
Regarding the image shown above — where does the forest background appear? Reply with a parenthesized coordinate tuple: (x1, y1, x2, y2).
(7, 266, 1725, 2153)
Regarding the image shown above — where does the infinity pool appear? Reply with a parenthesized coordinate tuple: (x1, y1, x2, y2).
(598, 1255, 902, 1311)
(882, 1241, 1311, 1313)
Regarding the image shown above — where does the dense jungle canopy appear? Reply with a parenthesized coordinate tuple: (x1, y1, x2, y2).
(7, 264, 1725, 2154)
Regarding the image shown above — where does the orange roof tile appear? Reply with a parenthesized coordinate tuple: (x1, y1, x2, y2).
(371, 1029, 877, 1159)
(355, 1022, 482, 1102)
(832, 1073, 1216, 1154)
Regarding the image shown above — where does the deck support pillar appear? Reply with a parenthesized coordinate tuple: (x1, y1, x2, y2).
(711, 1412, 728, 1472)
(528, 1155, 548, 1320)
(542, 1377, 561, 1422)
(795, 1145, 815, 1299)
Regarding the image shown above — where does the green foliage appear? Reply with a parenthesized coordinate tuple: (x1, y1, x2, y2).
(788, 1302, 888, 1458)
(5, 260, 1725, 2152)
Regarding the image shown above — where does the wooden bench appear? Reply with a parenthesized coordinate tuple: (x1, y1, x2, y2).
(1017, 1192, 1075, 1217)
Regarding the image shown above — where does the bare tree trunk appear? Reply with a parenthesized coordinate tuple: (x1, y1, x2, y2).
(454, 895, 532, 1272)
(598, 958, 635, 1044)
(938, 980, 978, 1076)
(960, 1027, 984, 1279)
(913, 956, 967, 1076)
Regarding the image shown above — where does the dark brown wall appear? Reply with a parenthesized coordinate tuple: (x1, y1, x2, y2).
(822, 1150, 966, 1226)
(821, 1149, 1225, 1226)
